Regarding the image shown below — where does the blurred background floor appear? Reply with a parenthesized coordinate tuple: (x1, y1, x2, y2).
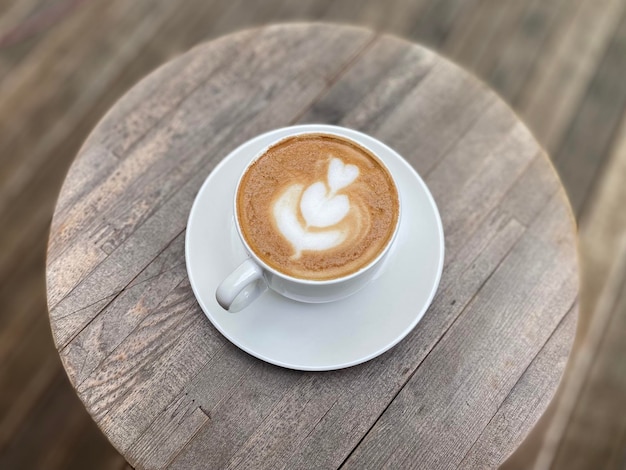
(0, 0, 625, 468)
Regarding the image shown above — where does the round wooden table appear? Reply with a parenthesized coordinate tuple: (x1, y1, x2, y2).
(46, 24, 579, 469)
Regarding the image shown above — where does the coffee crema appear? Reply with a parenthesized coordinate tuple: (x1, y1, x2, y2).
(236, 133, 399, 280)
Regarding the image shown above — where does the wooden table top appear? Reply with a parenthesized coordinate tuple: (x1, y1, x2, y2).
(46, 24, 579, 469)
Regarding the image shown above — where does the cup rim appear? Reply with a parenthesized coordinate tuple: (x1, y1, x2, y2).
(233, 127, 402, 285)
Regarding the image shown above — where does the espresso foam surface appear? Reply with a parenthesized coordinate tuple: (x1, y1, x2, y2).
(237, 134, 399, 280)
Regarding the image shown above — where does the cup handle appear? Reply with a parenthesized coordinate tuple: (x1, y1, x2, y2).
(216, 259, 267, 312)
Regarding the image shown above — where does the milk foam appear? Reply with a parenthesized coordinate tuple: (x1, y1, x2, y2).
(272, 157, 359, 258)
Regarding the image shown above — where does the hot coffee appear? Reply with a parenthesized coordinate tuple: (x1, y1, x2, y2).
(236, 133, 399, 280)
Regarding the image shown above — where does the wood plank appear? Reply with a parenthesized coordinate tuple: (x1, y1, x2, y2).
(0, 17, 254, 446)
(299, 35, 427, 126)
(0, 0, 123, 196)
(517, 0, 625, 153)
(166, 208, 561, 469)
(42, 2, 302, 250)
(606, 426, 626, 470)
(0, 0, 179, 287)
(320, 0, 387, 30)
(75, 278, 219, 449)
(0, 313, 59, 436)
(196, 0, 287, 40)
(443, 0, 496, 60)
(127, 343, 260, 468)
(0, 0, 261, 305)
(446, 0, 529, 78)
(69, 0, 239, 162)
(0, 371, 69, 468)
(458, 303, 577, 469)
(351, 0, 400, 30)
(0, 0, 58, 43)
(499, 153, 560, 227)
(51, 27, 375, 460)
(0, 55, 8, 77)
(126, 391, 208, 469)
(0, 2, 152, 465)
(542, 242, 626, 470)
(222, 231, 568, 470)
(59, 232, 188, 386)
(166, 110, 552, 468)
(552, 7, 626, 215)
(0, 256, 50, 444)
(305, 54, 494, 177)
(0, 0, 84, 72)
(341, 193, 577, 469)
(298, 34, 501, 172)
(486, 0, 570, 104)
(367, 0, 432, 34)
(425, 119, 538, 257)
(0, 348, 59, 453)
(49, 29, 258, 228)
(579, 112, 626, 318)
(4, 2, 227, 233)
(406, 0, 483, 47)
(48, 25, 375, 348)
(61, 417, 127, 470)
(0, 199, 55, 303)
(0, 370, 124, 469)
(271, 0, 335, 22)
(0, 239, 43, 330)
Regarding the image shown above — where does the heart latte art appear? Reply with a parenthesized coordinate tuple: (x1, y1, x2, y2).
(273, 158, 359, 259)
(237, 134, 399, 280)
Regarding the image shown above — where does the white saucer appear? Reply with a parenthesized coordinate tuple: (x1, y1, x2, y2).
(185, 125, 444, 371)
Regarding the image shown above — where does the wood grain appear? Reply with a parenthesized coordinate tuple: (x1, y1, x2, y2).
(0, 0, 181, 293)
(406, 0, 482, 46)
(458, 304, 578, 469)
(48, 24, 375, 347)
(553, 7, 626, 215)
(3, 0, 626, 467)
(169, 212, 528, 469)
(45, 25, 578, 468)
(485, 0, 569, 104)
(447, 0, 529, 77)
(342, 194, 577, 469)
(0, 370, 126, 470)
(516, 0, 625, 154)
(553, 255, 626, 468)
(579, 106, 626, 326)
(534, 241, 626, 470)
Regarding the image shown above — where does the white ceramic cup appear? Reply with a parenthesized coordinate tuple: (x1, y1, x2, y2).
(215, 129, 401, 312)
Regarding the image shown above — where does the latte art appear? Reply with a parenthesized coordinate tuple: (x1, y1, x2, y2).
(273, 158, 359, 258)
(237, 134, 399, 280)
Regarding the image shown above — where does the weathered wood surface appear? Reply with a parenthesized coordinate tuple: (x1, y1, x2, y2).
(3, 1, 626, 468)
(530, 241, 626, 470)
(534, 101, 626, 470)
(552, 7, 626, 216)
(45, 24, 578, 469)
(579, 95, 626, 323)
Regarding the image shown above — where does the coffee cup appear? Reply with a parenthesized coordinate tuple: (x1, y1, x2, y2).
(216, 129, 401, 311)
